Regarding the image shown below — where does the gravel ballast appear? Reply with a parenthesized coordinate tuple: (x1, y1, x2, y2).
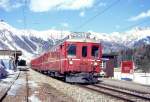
(30, 69, 124, 102)
(100, 78, 150, 94)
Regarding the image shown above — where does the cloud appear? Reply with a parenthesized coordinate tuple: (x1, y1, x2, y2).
(115, 25, 120, 29)
(0, 0, 95, 12)
(93, 2, 106, 12)
(0, 0, 10, 11)
(98, 2, 106, 7)
(128, 10, 150, 21)
(29, 0, 95, 12)
(17, 19, 23, 23)
(79, 11, 85, 17)
(12, 2, 23, 8)
(51, 26, 56, 30)
(61, 22, 69, 28)
(0, 0, 23, 11)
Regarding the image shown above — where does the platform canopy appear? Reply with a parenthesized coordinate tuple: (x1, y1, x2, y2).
(0, 50, 22, 56)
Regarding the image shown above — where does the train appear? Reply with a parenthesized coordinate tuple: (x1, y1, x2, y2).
(17, 59, 28, 71)
(30, 32, 102, 83)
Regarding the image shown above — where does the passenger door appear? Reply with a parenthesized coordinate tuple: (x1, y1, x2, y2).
(79, 43, 91, 72)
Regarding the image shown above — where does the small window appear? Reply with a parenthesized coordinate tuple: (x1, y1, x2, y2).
(92, 46, 99, 57)
(67, 44, 76, 56)
(60, 45, 63, 49)
(82, 46, 87, 57)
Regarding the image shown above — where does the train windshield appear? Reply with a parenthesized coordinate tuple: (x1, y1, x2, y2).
(67, 44, 76, 57)
(91, 46, 99, 57)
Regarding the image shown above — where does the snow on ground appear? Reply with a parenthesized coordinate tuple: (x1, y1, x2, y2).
(7, 78, 26, 96)
(28, 81, 41, 102)
(0, 71, 19, 89)
(1, 71, 19, 82)
(0, 65, 7, 78)
(29, 94, 41, 102)
(6, 69, 15, 74)
(0, 56, 18, 79)
(28, 81, 39, 88)
(114, 72, 150, 85)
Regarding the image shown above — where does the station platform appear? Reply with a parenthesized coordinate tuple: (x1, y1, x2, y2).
(0, 68, 74, 102)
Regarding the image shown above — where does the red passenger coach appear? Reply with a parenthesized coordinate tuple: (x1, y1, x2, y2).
(31, 32, 102, 83)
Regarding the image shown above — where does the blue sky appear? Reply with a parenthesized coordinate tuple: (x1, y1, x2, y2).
(0, 0, 150, 33)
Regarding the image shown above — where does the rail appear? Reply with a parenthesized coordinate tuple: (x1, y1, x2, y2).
(78, 84, 150, 102)
(99, 82, 150, 94)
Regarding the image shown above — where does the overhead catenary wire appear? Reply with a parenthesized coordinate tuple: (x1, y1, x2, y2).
(75, 0, 121, 31)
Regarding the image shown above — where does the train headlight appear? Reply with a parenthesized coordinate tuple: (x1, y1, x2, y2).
(94, 62, 98, 66)
(69, 61, 73, 65)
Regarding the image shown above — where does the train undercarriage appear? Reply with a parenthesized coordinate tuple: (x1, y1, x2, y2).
(36, 69, 99, 84)
(65, 72, 98, 84)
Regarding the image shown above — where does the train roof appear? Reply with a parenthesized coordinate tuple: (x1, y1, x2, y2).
(66, 38, 99, 43)
(59, 32, 99, 43)
(49, 32, 100, 50)
(67, 32, 99, 43)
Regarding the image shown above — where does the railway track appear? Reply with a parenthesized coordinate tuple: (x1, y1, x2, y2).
(78, 84, 150, 102)
(0, 71, 29, 102)
(99, 82, 150, 94)
(25, 70, 29, 102)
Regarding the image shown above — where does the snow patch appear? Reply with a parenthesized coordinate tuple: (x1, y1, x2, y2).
(28, 81, 39, 88)
(114, 72, 150, 85)
(29, 94, 41, 102)
(7, 78, 26, 96)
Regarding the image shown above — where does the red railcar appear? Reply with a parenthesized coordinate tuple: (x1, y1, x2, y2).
(31, 32, 102, 83)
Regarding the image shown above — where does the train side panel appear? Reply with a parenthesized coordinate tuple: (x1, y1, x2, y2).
(31, 41, 102, 74)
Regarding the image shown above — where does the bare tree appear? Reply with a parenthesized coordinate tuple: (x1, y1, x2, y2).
(134, 45, 150, 73)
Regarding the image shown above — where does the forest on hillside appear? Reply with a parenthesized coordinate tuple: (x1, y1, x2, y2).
(117, 44, 150, 72)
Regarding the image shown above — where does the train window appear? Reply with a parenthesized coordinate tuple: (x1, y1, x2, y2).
(82, 46, 87, 57)
(67, 44, 76, 56)
(92, 46, 99, 57)
(60, 45, 63, 49)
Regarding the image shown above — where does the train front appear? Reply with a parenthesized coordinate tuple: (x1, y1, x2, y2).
(64, 33, 102, 83)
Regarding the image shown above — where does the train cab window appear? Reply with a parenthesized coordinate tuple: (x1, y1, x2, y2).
(67, 44, 76, 56)
(60, 44, 63, 49)
(60, 45, 62, 49)
(91, 46, 99, 57)
(82, 46, 87, 57)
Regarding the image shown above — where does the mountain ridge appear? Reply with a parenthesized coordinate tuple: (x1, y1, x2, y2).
(0, 21, 150, 60)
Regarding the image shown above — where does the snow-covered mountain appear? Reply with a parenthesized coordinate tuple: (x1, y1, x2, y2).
(0, 21, 70, 60)
(0, 21, 150, 60)
(90, 27, 150, 53)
